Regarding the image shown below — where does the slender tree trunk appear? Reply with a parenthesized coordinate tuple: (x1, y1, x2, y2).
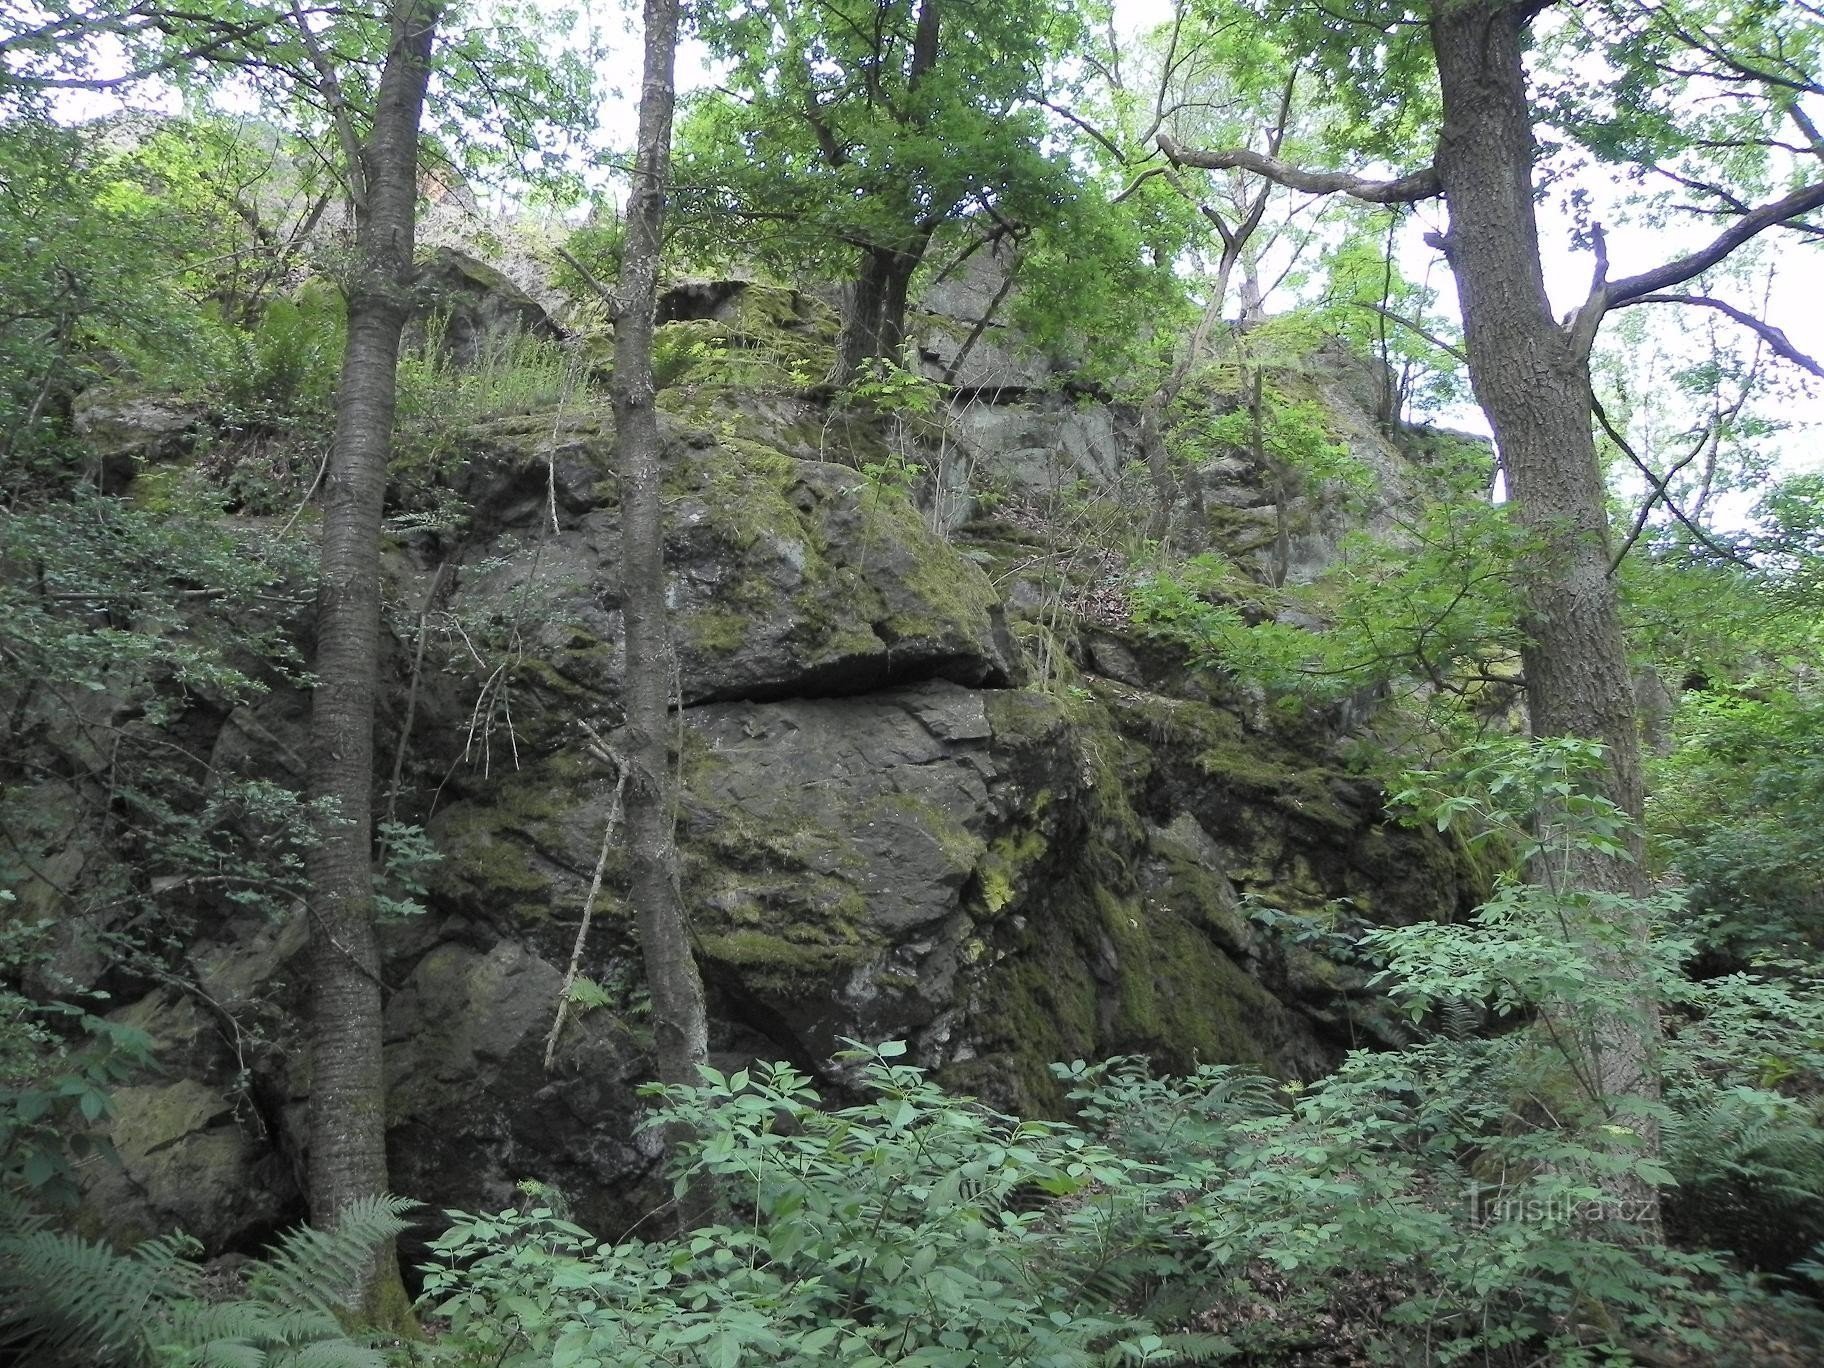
(1238, 248, 1264, 325)
(304, 0, 437, 1322)
(1139, 253, 1236, 545)
(613, 0, 713, 1230)
(1430, 0, 1660, 1235)
(834, 241, 927, 384)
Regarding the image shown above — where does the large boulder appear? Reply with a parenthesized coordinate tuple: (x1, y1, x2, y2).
(70, 386, 203, 488)
(383, 939, 658, 1236)
(415, 246, 563, 366)
(440, 418, 1019, 748)
(54, 271, 1479, 1253)
(78, 912, 311, 1250)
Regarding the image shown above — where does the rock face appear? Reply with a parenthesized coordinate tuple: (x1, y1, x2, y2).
(414, 246, 563, 366)
(70, 387, 202, 489)
(909, 245, 1443, 594)
(62, 269, 1479, 1253)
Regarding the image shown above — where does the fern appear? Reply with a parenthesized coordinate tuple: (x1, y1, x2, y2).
(1100, 1330, 1237, 1366)
(0, 1193, 414, 1367)
(1664, 1086, 1824, 1201)
(247, 1195, 417, 1319)
(0, 1205, 201, 1364)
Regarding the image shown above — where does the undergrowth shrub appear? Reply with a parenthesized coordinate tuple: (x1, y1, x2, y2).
(425, 1041, 1229, 1367)
(422, 1036, 1822, 1366)
(422, 738, 1824, 1366)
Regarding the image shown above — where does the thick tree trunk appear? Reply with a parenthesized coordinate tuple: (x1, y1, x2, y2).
(304, 0, 437, 1323)
(830, 0, 940, 386)
(1430, 0, 1660, 1234)
(834, 242, 925, 384)
(613, 0, 712, 1230)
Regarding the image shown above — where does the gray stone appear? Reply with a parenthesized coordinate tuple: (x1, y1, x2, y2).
(81, 1077, 290, 1250)
(416, 247, 563, 367)
(383, 939, 658, 1235)
(71, 387, 200, 456)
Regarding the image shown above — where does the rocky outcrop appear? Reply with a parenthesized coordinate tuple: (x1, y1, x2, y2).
(414, 246, 563, 366)
(70, 387, 203, 489)
(57, 263, 1479, 1253)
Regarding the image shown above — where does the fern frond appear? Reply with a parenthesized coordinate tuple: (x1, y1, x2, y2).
(185, 1342, 267, 1368)
(0, 1223, 200, 1365)
(245, 1194, 416, 1318)
(1440, 996, 1484, 1042)
(282, 1339, 392, 1368)
(0, 1194, 412, 1368)
(1154, 1330, 1239, 1365)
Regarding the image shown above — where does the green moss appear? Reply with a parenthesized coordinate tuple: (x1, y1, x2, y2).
(429, 765, 585, 921)
(690, 608, 749, 654)
(129, 464, 193, 513)
(695, 929, 871, 993)
(681, 741, 885, 967)
(1058, 692, 1147, 846)
(983, 688, 1068, 746)
(358, 1265, 423, 1338)
(1095, 887, 1276, 1073)
(1094, 680, 1351, 830)
(1150, 850, 1253, 951)
(972, 822, 1050, 918)
(979, 865, 1017, 916)
(650, 284, 836, 393)
(856, 791, 983, 873)
(883, 499, 1003, 642)
(965, 907, 1102, 1112)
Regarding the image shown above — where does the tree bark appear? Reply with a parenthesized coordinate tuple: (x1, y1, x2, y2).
(831, 0, 941, 386)
(834, 240, 926, 384)
(304, 0, 437, 1323)
(613, 0, 713, 1230)
(1429, 0, 1659, 1234)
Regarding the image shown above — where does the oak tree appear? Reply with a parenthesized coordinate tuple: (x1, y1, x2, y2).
(1158, 0, 1824, 1235)
(679, 0, 1083, 381)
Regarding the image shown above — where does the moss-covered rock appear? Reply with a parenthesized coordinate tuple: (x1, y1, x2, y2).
(440, 413, 1018, 753)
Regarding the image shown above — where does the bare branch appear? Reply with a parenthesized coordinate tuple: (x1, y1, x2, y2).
(1613, 293, 1824, 379)
(1348, 301, 1468, 362)
(1602, 177, 1824, 309)
(1593, 397, 1752, 572)
(1566, 221, 1609, 362)
(289, 0, 367, 207)
(1109, 165, 1169, 206)
(1040, 97, 1126, 164)
(1790, 103, 1824, 164)
(1156, 132, 1441, 204)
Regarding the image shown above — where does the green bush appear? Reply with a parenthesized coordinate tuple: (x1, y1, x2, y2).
(420, 739, 1824, 1366)
(425, 1042, 1227, 1367)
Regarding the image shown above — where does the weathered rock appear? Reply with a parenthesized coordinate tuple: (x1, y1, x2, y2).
(443, 426, 1019, 749)
(415, 246, 563, 366)
(80, 1077, 290, 1249)
(650, 281, 840, 391)
(946, 396, 1139, 503)
(383, 939, 658, 1236)
(52, 251, 1484, 1257)
(70, 386, 201, 486)
(913, 241, 1054, 392)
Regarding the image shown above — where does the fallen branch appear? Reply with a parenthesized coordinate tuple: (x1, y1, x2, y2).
(543, 732, 628, 1070)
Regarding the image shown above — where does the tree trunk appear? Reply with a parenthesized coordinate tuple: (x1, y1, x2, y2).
(613, 0, 713, 1231)
(1430, 0, 1660, 1234)
(304, 0, 437, 1323)
(834, 241, 926, 384)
